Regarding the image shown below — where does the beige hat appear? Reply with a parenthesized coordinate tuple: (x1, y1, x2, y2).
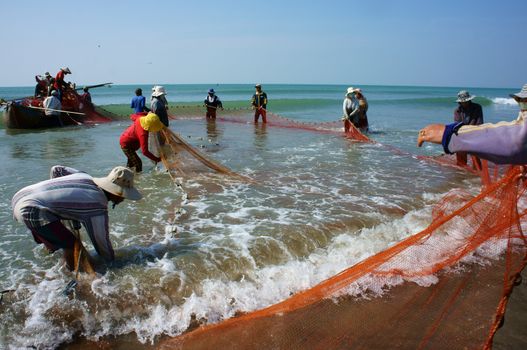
(346, 87, 355, 96)
(139, 112, 165, 132)
(93, 166, 142, 200)
(510, 84, 527, 99)
(61, 67, 71, 74)
(152, 85, 167, 97)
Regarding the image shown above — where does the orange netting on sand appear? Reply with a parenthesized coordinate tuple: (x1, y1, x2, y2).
(158, 165, 527, 350)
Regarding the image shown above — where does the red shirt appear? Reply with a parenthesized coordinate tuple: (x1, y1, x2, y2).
(53, 70, 65, 90)
(119, 113, 161, 162)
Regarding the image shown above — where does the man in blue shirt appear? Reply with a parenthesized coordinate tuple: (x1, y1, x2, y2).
(130, 88, 149, 114)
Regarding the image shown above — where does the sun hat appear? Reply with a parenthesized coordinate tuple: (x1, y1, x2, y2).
(456, 90, 475, 103)
(152, 85, 167, 97)
(346, 87, 355, 96)
(139, 112, 165, 132)
(61, 67, 71, 74)
(509, 84, 527, 99)
(45, 72, 51, 76)
(50, 90, 58, 96)
(93, 166, 142, 200)
(208, 88, 215, 94)
(255, 84, 262, 88)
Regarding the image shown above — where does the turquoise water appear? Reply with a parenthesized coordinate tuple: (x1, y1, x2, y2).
(0, 84, 522, 348)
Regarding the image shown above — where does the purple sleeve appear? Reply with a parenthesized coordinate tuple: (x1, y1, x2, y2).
(447, 117, 527, 165)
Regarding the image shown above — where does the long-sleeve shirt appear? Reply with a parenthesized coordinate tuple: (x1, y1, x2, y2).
(251, 92, 267, 109)
(131, 95, 147, 113)
(53, 70, 67, 91)
(204, 95, 223, 108)
(119, 113, 162, 162)
(12, 165, 114, 261)
(443, 111, 527, 165)
(343, 97, 359, 122)
(151, 97, 169, 126)
(454, 102, 484, 125)
(43, 96, 62, 116)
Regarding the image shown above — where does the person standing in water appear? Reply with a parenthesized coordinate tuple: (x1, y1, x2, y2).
(204, 88, 223, 119)
(251, 84, 268, 123)
(354, 88, 369, 132)
(342, 87, 359, 133)
(131, 88, 149, 114)
(453, 90, 484, 169)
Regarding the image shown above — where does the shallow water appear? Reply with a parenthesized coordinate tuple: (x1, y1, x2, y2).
(0, 84, 522, 348)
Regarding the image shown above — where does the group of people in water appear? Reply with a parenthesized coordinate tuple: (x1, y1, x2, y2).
(11, 77, 527, 272)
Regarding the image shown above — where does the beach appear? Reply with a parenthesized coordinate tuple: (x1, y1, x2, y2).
(1, 84, 525, 349)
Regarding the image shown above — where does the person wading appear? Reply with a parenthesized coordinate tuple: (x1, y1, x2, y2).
(12, 165, 142, 270)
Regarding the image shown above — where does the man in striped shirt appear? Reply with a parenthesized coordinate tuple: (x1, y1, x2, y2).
(12, 165, 142, 270)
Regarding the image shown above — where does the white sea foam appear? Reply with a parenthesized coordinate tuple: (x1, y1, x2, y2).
(492, 97, 516, 105)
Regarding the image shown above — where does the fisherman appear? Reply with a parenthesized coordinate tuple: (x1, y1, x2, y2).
(151, 86, 169, 126)
(354, 88, 369, 131)
(34, 72, 52, 98)
(417, 84, 527, 165)
(342, 87, 360, 133)
(453, 90, 484, 169)
(53, 67, 72, 101)
(80, 86, 93, 110)
(131, 88, 149, 114)
(11, 165, 142, 270)
(43, 90, 62, 117)
(120, 112, 164, 172)
(251, 84, 268, 123)
(204, 88, 223, 119)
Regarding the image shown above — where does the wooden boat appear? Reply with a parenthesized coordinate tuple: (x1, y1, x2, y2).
(2, 84, 118, 129)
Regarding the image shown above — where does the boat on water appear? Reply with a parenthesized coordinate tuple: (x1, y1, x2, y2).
(2, 83, 118, 129)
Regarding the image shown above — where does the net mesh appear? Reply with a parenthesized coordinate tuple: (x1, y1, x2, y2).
(154, 108, 527, 349)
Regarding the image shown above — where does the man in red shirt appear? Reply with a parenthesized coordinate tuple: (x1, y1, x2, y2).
(120, 112, 164, 172)
(53, 67, 71, 100)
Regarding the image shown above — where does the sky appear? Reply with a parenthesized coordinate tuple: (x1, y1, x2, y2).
(0, 0, 526, 88)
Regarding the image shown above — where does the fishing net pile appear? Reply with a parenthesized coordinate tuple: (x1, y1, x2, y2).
(155, 126, 526, 349)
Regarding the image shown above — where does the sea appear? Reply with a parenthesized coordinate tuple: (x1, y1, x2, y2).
(0, 84, 524, 349)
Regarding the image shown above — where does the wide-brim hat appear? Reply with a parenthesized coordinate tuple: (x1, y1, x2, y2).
(208, 88, 215, 94)
(255, 84, 262, 88)
(61, 67, 71, 74)
(93, 166, 142, 200)
(152, 85, 167, 97)
(139, 112, 165, 132)
(456, 90, 475, 102)
(346, 87, 355, 96)
(510, 84, 527, 99)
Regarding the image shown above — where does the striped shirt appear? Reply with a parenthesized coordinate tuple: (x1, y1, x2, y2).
(12, 166, 114, 261)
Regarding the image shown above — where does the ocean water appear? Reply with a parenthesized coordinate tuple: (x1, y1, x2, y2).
(0, 84, 523, 348)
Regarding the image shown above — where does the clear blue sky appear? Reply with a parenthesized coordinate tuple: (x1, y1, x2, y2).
(1, 0, 525, 88)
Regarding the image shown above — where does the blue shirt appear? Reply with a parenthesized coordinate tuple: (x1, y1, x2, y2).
(130, 95, 146, 113)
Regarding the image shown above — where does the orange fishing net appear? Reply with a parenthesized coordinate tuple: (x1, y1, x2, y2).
(158, 164, 527, 349)
(154, 128, 251, 182)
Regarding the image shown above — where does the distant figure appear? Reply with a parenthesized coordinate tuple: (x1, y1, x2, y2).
(80, 87, 93, 110)
(453, 90, 484, 169)
(151, 86, 169, 126)
(53, 67, 72, 101)
(34, 72, 52, 98)
(120, 112, 164, 172)
(417, 84, 527, 166)
(251, 84, 268, 123)
(131, 88, 149, 114)
(204, 88, 223, 119)
(12, 165, 142, 270)
(43, 90, 62, 116)
(342, 87, 359, 133)
(354, 88, 369, 132)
